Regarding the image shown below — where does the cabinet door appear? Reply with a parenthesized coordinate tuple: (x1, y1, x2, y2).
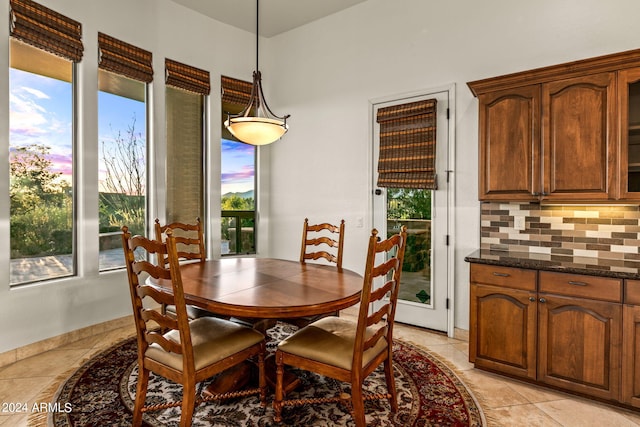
(542, 72, 617, 200)
(478, 85, 541, 201)
(623, 304, 640, 407)
(470, 283, 537, 379)
(538, 293, 621, 400)
(618, 68, 640, 200)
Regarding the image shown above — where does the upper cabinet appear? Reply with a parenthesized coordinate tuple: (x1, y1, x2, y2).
(619, 68, 640, 199)
(469, 49, 640, 202)
(477, 85, 540, 200)
(542, 73, 616, 201)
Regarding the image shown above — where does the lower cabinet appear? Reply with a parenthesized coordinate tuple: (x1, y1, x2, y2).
(470, 284, 537, 379)
(623, 280, 640, 407)
(538, 293, 621, 401)
(470, 264, 625, 405)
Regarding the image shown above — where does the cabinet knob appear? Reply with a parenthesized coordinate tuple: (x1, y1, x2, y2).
(539, 297, 547, 303)
(529, 297, 536, 302)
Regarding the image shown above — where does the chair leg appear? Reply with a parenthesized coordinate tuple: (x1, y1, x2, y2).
(133, 366, 150, 427)
(273, 351, 285, 423)
(383, 358, 398, 412)
(350, 381, 366, 427)
(257, 346, 267, 407)
(180, 380, 196, 427)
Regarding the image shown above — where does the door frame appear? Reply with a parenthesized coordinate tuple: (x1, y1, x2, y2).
(368, 83, 456, 337)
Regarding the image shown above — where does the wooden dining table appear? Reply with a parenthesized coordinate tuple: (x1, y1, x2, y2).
(147, 257, 364, 394)
(148, 257, 363, 319)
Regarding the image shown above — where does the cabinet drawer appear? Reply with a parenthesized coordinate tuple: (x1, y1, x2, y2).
(539, 271, 622, 302)
(470, 264, 536, 291)
(625, 280, 640, 305)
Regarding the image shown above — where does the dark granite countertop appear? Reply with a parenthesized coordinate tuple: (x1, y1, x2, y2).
(465, 250, 640, 280)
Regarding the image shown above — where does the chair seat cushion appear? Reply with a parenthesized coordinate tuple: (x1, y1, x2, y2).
(277, 316, 388, 370)
(146, 317, 264, 371)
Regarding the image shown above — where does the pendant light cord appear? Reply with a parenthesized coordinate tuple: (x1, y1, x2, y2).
(255, 0, 259, 71)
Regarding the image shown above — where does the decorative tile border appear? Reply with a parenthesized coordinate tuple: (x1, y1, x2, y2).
(481, 203, 640, 260)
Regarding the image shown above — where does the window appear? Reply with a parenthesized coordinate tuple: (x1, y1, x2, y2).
(97, 33, 152, 271)
(9, 0, 82, 286)
(221, 76, 256, 255)
(220, 140, 256, 255)
(165, 59, 209, 229)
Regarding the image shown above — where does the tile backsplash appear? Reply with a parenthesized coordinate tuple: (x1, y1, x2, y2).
(481, 203, 640, 260)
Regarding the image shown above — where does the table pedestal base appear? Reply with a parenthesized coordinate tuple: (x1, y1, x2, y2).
(202, 362, 252, 397)
(202, 357, 301, 397)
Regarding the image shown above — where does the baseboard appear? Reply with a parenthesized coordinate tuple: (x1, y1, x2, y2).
(454, 327, 469, 342)
(0, 315, 133, 369)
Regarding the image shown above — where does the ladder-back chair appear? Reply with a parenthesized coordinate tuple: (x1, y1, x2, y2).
(273, 226, 407, 426)
(122, 226, 267, 427)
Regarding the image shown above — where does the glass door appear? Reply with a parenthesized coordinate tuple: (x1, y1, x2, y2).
(372, 87, 453, 333)
(619, 68, 640, 198)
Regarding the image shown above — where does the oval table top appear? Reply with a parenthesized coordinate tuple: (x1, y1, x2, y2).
(148, 257, 363, 318)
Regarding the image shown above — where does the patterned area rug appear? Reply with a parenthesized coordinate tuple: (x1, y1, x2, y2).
(37, 323, 484, 426)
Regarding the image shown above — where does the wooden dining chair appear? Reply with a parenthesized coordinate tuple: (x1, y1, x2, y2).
(273, 226, 408, 427)
(282, 218, 345, 329)
(232, 218, 346, 333)
(121, 226, 267, 427)
(300, 217, 345, 269)
(154, 217, 217, 320)
(154, 217, 205, 267)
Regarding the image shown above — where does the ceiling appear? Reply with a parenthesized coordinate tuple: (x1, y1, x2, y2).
(170, 0, 368, 38)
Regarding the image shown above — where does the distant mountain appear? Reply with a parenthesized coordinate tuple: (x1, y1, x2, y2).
(222, 190, 254, 199)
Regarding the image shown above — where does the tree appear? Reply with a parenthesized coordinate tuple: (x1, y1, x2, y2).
(10, 144, 72, 256)
(387, 188, 431, 220)
(99, 115, 145, 235)
(221, 194, 254, 211)
(10, 144, 66, 216)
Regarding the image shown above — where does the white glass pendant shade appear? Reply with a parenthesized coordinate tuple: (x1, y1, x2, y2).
(224, 116, 288, 146)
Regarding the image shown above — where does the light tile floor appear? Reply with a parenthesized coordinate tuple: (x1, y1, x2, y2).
(2, 309, 640, 426)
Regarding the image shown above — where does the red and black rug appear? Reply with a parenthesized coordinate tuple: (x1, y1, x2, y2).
(36, 323, 485, 426)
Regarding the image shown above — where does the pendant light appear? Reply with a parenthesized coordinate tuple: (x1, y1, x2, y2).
(224, 0, 290, 146)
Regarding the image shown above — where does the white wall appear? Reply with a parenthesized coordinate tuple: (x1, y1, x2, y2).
(3, 0, 640, 352)
(265, 0, 640, 329)
(0, 0, 256, 353)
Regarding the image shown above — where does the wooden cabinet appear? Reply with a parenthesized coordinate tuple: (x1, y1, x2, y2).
(538, 272, 622, 401)
(542, 73, 616, 201)
(619, 69, 640, 199)
(470, 264, 537, 378)
(470, 264, 624, 404)
(468, 49, 640, 202)
(473, 73, 616, 201)
(477, 86, 540, 200)
(623, 280, 640, 407)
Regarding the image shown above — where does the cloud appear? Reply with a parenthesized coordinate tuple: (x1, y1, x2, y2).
(21, 86, 50, 99)
(221, 165, 254, 183)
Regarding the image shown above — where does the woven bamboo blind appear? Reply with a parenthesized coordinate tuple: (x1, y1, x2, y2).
(376, 99, 437, 189)
(98, 32, 153, 83)
(221, 75, 252, 106)
(165, 59, 210, 95)
(9, 0, 83, 62)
